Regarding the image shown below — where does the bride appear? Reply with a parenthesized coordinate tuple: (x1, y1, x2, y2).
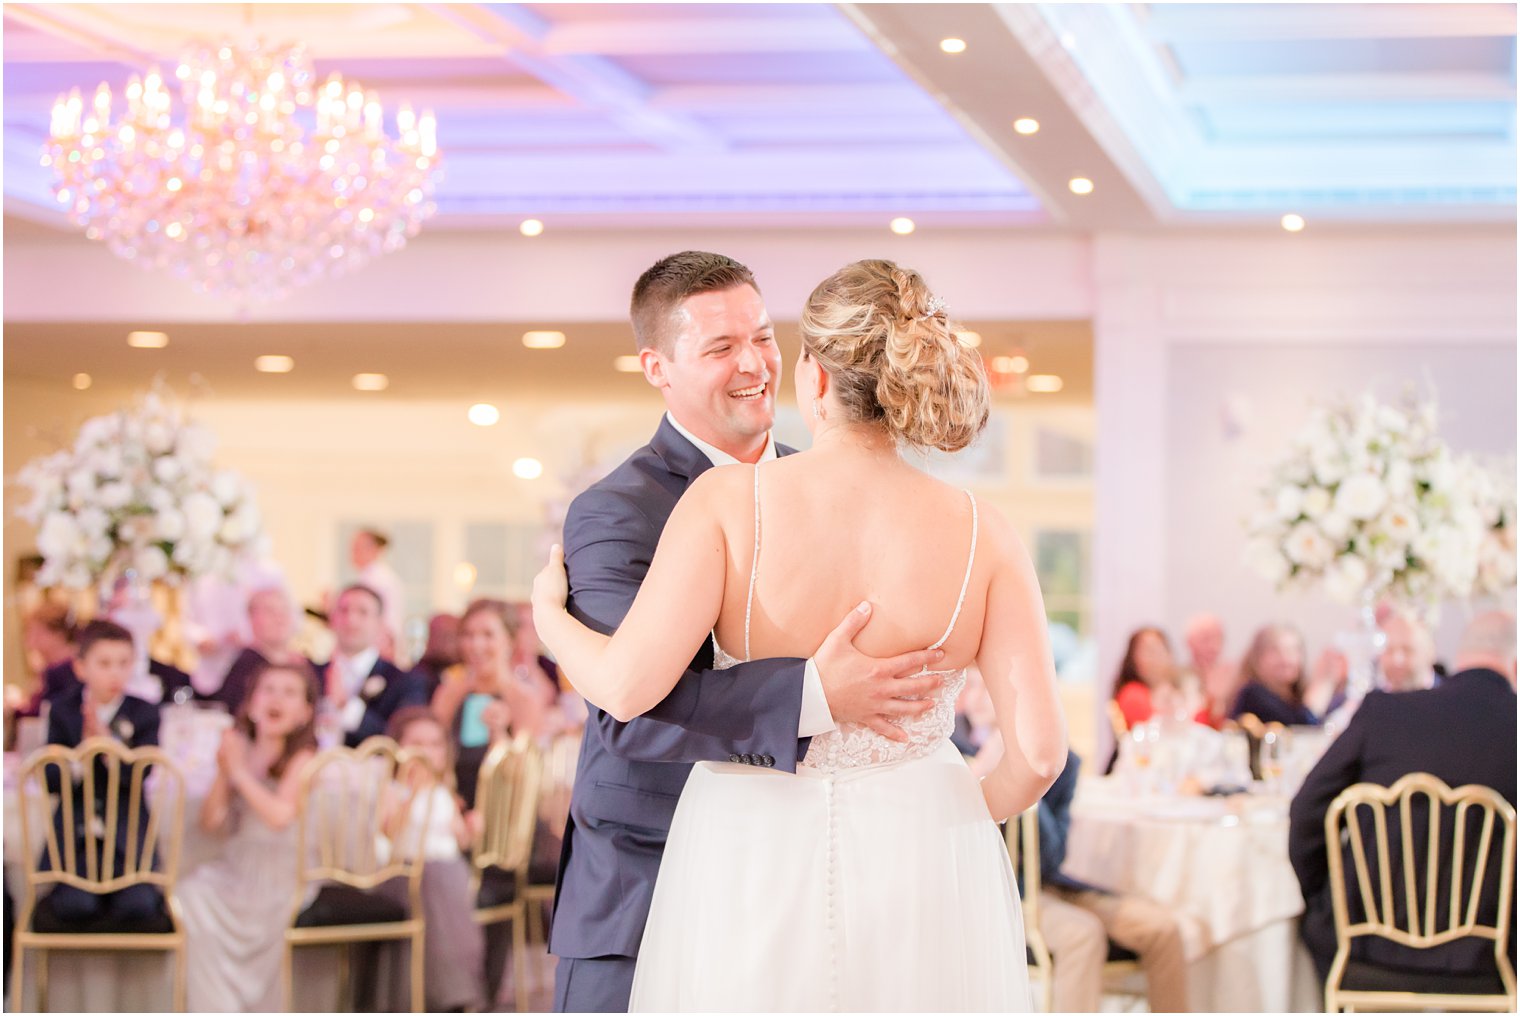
(532, 259, 1067, 1011)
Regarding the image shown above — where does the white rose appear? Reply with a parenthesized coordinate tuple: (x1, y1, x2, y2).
(178, 424, 217, 464)
(146, 485, 175, 512)
(1312, 447, 1345, 487)
(97, 481, 133, 510)
(1322, 555, 1370, 604)
(87, 535, 114, 563)
(62, 563, 93, 590)
(134, 544, 170, 581)
(119, 515, 155, 545)
(211, 471, 242, 507)
(1376, 405, 1408, 437)
(1285, 521, 1335, 570)
(183, 492, 223, 540)
(1319, 511, 1352, 543)
(143, 420, 175, 455)
(152, 456, 183, 485)
(93, 445, 124, 480)
(76, 506, 110, 539)
(1376, 503, 1420, 547)
(1243, 539, 1289, 584)
(1275, 486, 1305, 521)
(36, 513, 83, 560)
(219, 513, 253, 544)
(76, 415, 118, 448)
(66, 468, 96, 501)
(1384, 459, 1414, 499)
(1302, 487, 1332, 519)
(155, 508, 186, 542)
(1335, 473, 1388, 521)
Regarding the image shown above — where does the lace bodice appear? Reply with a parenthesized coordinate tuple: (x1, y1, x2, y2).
(711, 465, 978, 775)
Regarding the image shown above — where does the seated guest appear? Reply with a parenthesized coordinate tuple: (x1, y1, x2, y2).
(14, 602, 76, 718)
(431, 598, 550, 807)
(38, 638, 191, 710)
(211, 585, 305, 714)
(1111, 626, 1179, 730)
(322, 584, 426, 748)
(410, 613, 460, 702)
(1377, 608, 1439, 692)
(42, 620, 163, 926)
(380, 707, 487, 1013)
(1289, 611, 1517, 985)
(1229, 624, 1327, 727)
(1183, 613, 1242, 729)
(178, 661, 318, 1012)
(510, 601, 564, 704)
(1027, 751, 1189, 1012)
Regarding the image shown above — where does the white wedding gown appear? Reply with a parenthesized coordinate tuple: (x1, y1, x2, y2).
(629, 472, 1030, 1012)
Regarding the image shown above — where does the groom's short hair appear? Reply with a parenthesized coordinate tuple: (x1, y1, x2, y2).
(631, 251, 759, 356)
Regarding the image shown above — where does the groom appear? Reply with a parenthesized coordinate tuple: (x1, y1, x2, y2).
(551, 251, 948, 1011)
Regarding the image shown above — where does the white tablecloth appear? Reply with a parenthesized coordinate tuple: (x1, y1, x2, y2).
(1063, 777, 1321, 1012)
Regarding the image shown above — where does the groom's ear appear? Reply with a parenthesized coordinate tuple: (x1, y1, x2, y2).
(640, 347, 669, 390)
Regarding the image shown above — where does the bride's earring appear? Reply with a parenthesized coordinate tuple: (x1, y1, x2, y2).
(811, 398, 821, 422)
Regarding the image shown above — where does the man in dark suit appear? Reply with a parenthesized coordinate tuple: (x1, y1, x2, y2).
(42, 620, 164, 927)
(550, 251, 948, 1012)
(1290, 610, 1517, 987)
(210, 586, 309, 715)
(321, 584, 425, 747)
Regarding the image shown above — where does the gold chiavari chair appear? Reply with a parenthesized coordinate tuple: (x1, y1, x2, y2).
(523, 730, 581, 950)
(1325, 773, 1517, 1013)
(10, 737, 188, 1012)
(471, 733, 544, 1013)
(1007, 806, 1143, 1013)
(282, 738, 439, 1014)
(1106, 700, 1130, 741)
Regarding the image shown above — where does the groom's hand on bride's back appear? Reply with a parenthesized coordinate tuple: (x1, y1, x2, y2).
(815, 602, 945, 743)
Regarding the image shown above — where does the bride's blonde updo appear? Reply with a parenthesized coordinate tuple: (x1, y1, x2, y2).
(800, 259, 990, 453)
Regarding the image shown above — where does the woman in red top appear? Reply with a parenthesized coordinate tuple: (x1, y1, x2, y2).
(1111, 626, 1179, 730)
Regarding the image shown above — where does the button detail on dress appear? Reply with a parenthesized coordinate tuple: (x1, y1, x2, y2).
(728, 754, 741, 763)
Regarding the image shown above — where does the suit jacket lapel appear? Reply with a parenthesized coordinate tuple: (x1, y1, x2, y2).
(650, 416, 713, 484)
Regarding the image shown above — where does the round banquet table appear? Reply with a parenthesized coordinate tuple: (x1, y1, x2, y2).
(1061, 776, 1323, 1012)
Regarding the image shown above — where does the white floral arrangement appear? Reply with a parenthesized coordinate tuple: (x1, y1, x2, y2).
(1244, 392, 1515, 613)
(15, 389, 264, 591)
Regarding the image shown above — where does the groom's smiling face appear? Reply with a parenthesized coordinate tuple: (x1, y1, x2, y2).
(645, 284, 781, 461)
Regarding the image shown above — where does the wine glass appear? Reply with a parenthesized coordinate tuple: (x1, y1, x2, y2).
(1260, 730, 1285, 795)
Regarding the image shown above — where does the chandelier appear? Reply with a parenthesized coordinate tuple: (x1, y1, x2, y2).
(44, 37, 441, 306)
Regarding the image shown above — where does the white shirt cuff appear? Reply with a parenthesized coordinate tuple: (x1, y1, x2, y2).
(798, 659, 837, 739)
(340, 696, 367, 733)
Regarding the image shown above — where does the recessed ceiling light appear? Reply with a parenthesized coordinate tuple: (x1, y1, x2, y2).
(522, 330, 566, 349)
(512, 457, 543, 480)
(955, 331, 982, 348)
(1013, 118, 1040, 135)
(1281, 213, 1306, 233)
(127, 330, 169, 348)
(72, 373, 92, 390)
(1009, 354, 1030, 373)
(468, 403, 500, 427)
(889, 217, 916, 235)
(940, 38, 967, 54)
(613, 355, 644, 373)
(1026, 374, 1064, 393)
(1068, 177, 1094, 196)
(254, 354, 294, 373)
(519, 218, 544, 237)
(352, 373, 389, 392)
(453, 561, 477, 590)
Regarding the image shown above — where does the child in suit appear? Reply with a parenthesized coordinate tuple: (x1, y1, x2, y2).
(43, 619, 163, 926)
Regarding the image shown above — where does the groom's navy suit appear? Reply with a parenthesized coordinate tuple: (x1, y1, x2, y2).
(551, 417, 810, 1012)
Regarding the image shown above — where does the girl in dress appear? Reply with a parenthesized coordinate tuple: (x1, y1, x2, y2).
(179, 661, 317, 1013)
(533, 259, 1067, 1010)
(380, 706, 487, 1012)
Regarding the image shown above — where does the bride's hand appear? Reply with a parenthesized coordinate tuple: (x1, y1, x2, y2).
(532, 544, 570, 612)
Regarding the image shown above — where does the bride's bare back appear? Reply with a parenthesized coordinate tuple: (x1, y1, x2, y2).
(709, 447, 987, 670)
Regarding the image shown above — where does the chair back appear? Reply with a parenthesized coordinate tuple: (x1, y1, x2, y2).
(1105, 700, 1129, 740)
(17, 737, 187, 900)
(472, 734, 542, 881)
(1006, 807, 1055, 1011)
(537, 731, 581, 831)
(1326, 772, 1516, 990)
(291, 739, 439, 909)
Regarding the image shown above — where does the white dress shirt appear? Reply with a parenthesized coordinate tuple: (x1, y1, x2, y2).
(329, 647, 380, 732)
(664, 413, 836, 740)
